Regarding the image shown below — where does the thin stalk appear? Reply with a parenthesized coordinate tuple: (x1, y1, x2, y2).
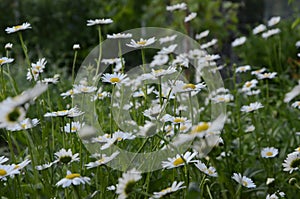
(18, 33, 31, 68)
(95, 26, 102, 76)
(72, 50, 78, 84)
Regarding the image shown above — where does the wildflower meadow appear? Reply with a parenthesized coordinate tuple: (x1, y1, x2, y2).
(1, 1, 300, 198)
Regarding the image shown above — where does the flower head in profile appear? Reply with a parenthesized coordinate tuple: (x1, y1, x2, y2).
(241, 102, 264, 112)
(162, 151, 198, 169)
(86, 18, 113, 26)
(44, 107, 84, 118)
(56, 170, 90, 188)
(63, 121, 84, 133)
(0, 164, 20, 181)
(195, 30, 210, 40)
(231, 36, 246, 47)
(268, 16, 281, 27)
(6, 118, 39, 131)
(166, 3, 187, 11)
(159, 35, 177, 44)
(232, 173, 256, 188)
(107, 33, 132, 39)
(262, 29, 281, 39)
(126, 37, 156, 48)
(5, 43, 13, 50)
(195, 161, 218, 177)
(282, 151, 300, 173)
(184, 12, 197, 23)
(85, 151, 120, 169)
(150, 181, 186, 199)
(5, 22, 31, 34)
(256, 72, 277, 80)
(116, 168, 142, 199)
(102, 73, 127, 85)
(0, 57, 14, 66)
(261, 147, 278, 158)
(252, 24, 267, 35)
(235, 65, 251, 73)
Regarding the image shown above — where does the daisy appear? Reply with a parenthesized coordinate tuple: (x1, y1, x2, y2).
(5, 22, 32, 34)
(159, 35, 177, 44)
(268, 16, 281, 27)
(73, 84, 97, 94)
(253, 24, 267, 35)
(35, 162, 55, 171)
(5, 43, 13, 50)
(235, 65, 251, 73)
(211, 94, 234, 103)
(231, 36, 246, 47)
(200, 38, 218, 49)
(63, 121, 84, 133)
(194, 161, 218, 177)
(56, 170, 90, 188)
(157, 44, 177, 55)
(6, 118, 39, 131)
(107, 33, 132, 39)
(251, 67, 266, 76)
(44, 107, 84, 118)
(102, 73, 127, 85)
(162, 114, 190, 125)
(184, 12, 197, 23)
(241, 79, 258, 91)
(172, 54, 189, 68)
(162, 151, 198, 169)
(86, 18, 113, 26)
(31, 58, 47, 73)
(0, 156, 9, 164)
(166, 3, 187, 11)
(0, 99, 26, 128)
(232, 173, 256, 188)
(266, 178, 275, 185)
(73, 44, 80, 50)
(266, 191, 285, 199)
(126, 37, 156, 48)
(262, 28, 281, 39)
(245, 125, 255, 132)
(195, 30, 210, 40)
(171, 80, 206, 95)
(60, 89, 78, 98)
(150, 54, 169, 67)
(245, 89, 261, 96)
(151, 66, 177, 78)
(85, 151, 120, 169)
(116, 168, 142, 199)
(241, 102, 264, 112)
(282, 151, 300, 173)
(0, 164, 20, 181)
(261, 147, 279, 158)
(13, 159, 31, 170)
(53, 148, 80, 164)
(0, 57, 14, 66)
(150, 181, 185, 199)
(91, 87, 110, 101)
(257, 72, 277, 80)
(291, 101, 300, 109)
(40, 74, 60, 84)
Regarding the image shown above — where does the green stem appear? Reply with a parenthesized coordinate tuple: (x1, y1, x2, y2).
(72, 50, 78, 84)
(18, 33, 31, 68)
(95, 26, 102, 76)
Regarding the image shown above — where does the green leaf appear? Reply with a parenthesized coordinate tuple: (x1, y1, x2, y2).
(291, 18, 300, 29)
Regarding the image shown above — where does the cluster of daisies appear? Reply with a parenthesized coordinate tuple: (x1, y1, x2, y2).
(0, 156, 31, 181)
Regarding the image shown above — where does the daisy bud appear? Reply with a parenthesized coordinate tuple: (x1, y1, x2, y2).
(73, 44, 80, 50)
(5, 43, 13, 50)
(289, 178, 297, 185)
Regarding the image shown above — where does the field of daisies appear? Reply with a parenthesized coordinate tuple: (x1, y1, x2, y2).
(1, 1, 300, 199)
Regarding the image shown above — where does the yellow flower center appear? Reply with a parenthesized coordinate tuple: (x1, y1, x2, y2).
(266, 152, 273, 156)
(245, 82, 252, 88)
(208, 170, 214, 175)
(98, 93, 103, 97)
(154, 69, 164, 74)
(14, 165, 20, 169)
(71, 126, 77, 131)
(70, 90, 74, 95)
(217, 97, 225, 101)
(117, 137, 122, 141)
(21, 124, 27, 129)
(110, 77, 120, 83)
(174, 118, 185, 123)
(192, 122, 209, 134)
(137, 40, 147, 45)
(183, 84, 196, 90)
(180, 125, 187, 131)
(98, 158, 105, 163)
(65, 173, 80, 179)
(173, 157, 184, 166)
(14, 25, 23, 30)
(36, 65, 41, 70)
(0, 169, 7, 176)
(161, 187, 172, 193)
(0, 60, 4, 64)
(242, 180, 248, 187)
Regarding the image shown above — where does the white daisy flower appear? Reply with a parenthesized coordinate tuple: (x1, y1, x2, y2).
(32, 58, 47, 73)
(251, 67, 267, 76)
(195, 30, 210, 40)
(5, 22, 32, 34)
(162, 151, 198, 169)
(86, 18, 113, 26)
(241, 102, 264, 112)
(282, 151, 300, 173)
(150, 181, 186, 199)
(60, 89, 78, 98)
(171, 80, 206, 95)
(35, 162, 55, 171)
(231, 36, 246, 47)
(73, 84, 97, 94)
(157, 44, 177, 55)
(172, 54, 189, 68)
(235, 65, 251, 73)
(245, 125, 255, 132)
(85, 151, 120, 169)
(56, 170, 90, 188)
(151, 66, 177, 78)
(245, 89, 261, 96)
(232, 173, 256, 188)
(126, 37, 156, 48)
(5, 43, 13, 50)
(73, 44, 80, 50)
(253, 24, 267, 35)
(107, 33, 132, 39)
(53, 148, 80, 164)
(261, 147, 279, 158)
(6, 118, 39, 131)
(266, 191, 285, 199)
(107, 185, 117, 191)
(184, 12, 197, 23)
(102, 73, 127, 85)
(63, 121, 84, 133)
(162, 114, 190, 124)
(0, 100, 26, 128)
(0, 164, 20, 181)
(241, 79, 258, 92)
(91, 87, 110, 101)
(194, 161, 218, 177)
(166, 3, 187, 11)
(268, 16, 281, 27)
(159, 35, 177, 44)
(150, 54, 169, 67)
(0, 57, 14, 66)
(116, 168, 142, 199)
(262, 28, 281, 39)
(211, 94, 234, 103)
(291, 101, 300, 109)
(0, 156, 9, 164)
(200, 38, 218, 49)
(44, 107, 84, 118)
(256, 72, 277, 80)
(13, 159, 31, 170)
(266, 178, 275, 185)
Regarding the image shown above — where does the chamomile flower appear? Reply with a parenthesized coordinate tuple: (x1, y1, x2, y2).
(0, 57, 14, 66)
(241, 79, 258, 91)
(232, 173, 256, 188)
(184, 12, 197, 23)
(253, 24, 267, 35)
(159, 35, 177, 44)
(5, 22, 31, 34)
(162, 151, 198, 169)
(116, 168, 142, 199)
(0, 164, 20, 181)
(195, 30, 210, 40)
(261, 147, 279, 158)
(73, 84, 97, 94)
(86, 18, 113, 26)
(5, 43, 13, 50)
(231, 36, 246, 47)
(56, 170, 90, 188)
(166, 3, 187, 11)
(251, 67, 266, 76)
(40, 74, 60, 84)
(35, 162, 55, 171)
(126, 37, 156, 48)
(85, 151, 120, 169)
(0, 99, 26, 128)
(291, 101, 300, 109)
(53, 148, 80, 164)
(262, 28, 280, 39)
(13, 159, 31, 170)
(6, 118, 39, 131)
(158, 44, 177, 55)
(282, 151, 300, 173)
(171, 80, 206, 95)
(107, 33, 132, 39)
(150, 54, 169, 67)
(73, 44, 80, 50)
(257, 72, 277, 80)
(91, 87, 110, 101)
(60, 89, 78, 98)
(44, 107, 84, 117)
(0, 156, 9, 164)
(241, 102, 264, 112)
(235, 65, 251, 73)
(200, 38, 218, 49)
(151, 66, 177, 78)
(284, 81, 300, 103)
(162, 114, 190, 124)
(63, 121, 84, 133)
(150, 181, 186, 199)
(194, 161, 218, 177)
(245, 125, 255, 132)
(268, 16, 281, 27)
(210, 94, 234, 103)
(102, 73, 127, 85)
